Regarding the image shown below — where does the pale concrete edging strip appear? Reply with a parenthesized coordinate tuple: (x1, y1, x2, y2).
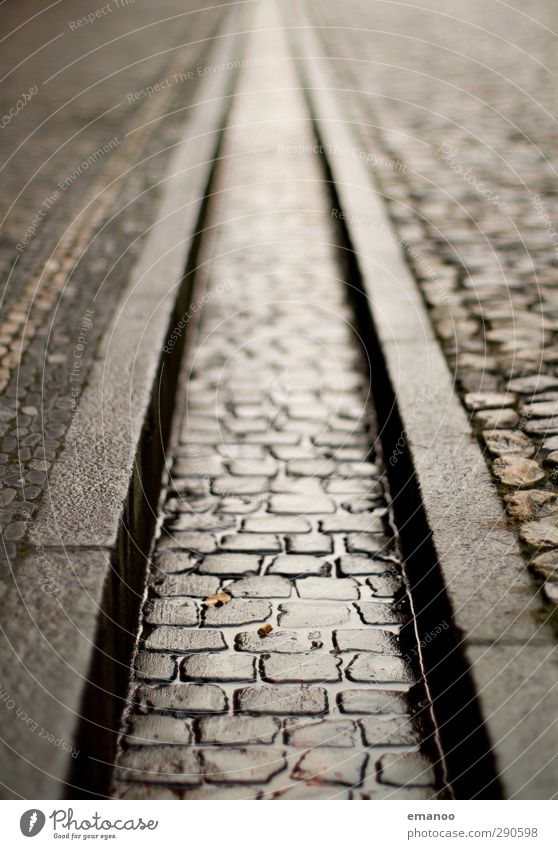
(0, 15, 243, 799)
(289, 2, 558, 799)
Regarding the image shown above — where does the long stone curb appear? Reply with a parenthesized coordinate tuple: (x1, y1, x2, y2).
(0, 13, 243, 800)
(288, 1, 558, 799)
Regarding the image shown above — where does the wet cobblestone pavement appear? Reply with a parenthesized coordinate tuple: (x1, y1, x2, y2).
(112, 8, 444, 800)
(311, 0, 558, 616)
(0, 1, 232, 570)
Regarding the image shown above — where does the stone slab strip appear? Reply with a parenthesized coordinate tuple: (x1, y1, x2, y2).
(288, 1, 557, 799)
(0, 14, 243, 800)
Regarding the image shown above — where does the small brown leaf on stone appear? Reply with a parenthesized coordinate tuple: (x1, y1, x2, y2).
(204, 592, 231, 608)
(258, 623, 273, 637)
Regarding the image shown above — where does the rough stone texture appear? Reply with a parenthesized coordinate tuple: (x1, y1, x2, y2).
(285, 719, 357, 748)
(291, 749, 367, 786)
(261, 652, 342, 683)
(235, 685, 328, 716)
(359, 716, 418, 747)
(181, 654, 257, 683)
(125, 715, 193, 747)
(116, 748, 201, 786)
(144, 628, 226, 654)
(377, 752, 436, 788)
(112, 4, 439, 799)
(202, 748, 287, 784)
(196, 716, 281, 745)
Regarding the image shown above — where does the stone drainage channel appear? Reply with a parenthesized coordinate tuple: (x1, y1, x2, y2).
(74, 2, 502, 801)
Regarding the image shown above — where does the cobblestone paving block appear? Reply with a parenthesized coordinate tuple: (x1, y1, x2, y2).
(359, 716, 418, 747)
(144, 599, 199, 626)
(291, 748, 367, 787)
(242, 516, 311, 533)
(116, 748, 201, 785)
(261, 652, 342, 683)
(144, 627, 226, 653)
(285, 718, 357, 748)
(334, 629, 399, 654)
(377, 752, 436, 788)
(153, 552, 200, 574)
(201, 748, 287, 784)
(356, 601, 403, 625)
(345, 655, 414, 685)
(337, 689, 409, 715)
(220, 533, 281, 553)
(163, 513, 236, 532)
(269, 494, 336, 514)
(226, 575, 293, 598)
(124, 715, 192, 747)
(321, 514, 386, 534)
(338, 555, 396, 577)
(345, 536, 392, 556)
(181, 653, 257, 683)
(203, 598, 272, 626)
(160, 532, 218, 554)
(268, 554, 331, 577)
(135, 683, 228, 715)
(199, 553, 262, 576)
(153, 574, 220, 598)
(285, 532, 334, 554)
(366, 575, 405, 598)
(235, 685, 328, 715)
(134, 652, 176, 682)
(235, 629, 323, 653)
(277, 602, 351, 628)
(296, 577, 359, 600)
(196, 715, 282, 745)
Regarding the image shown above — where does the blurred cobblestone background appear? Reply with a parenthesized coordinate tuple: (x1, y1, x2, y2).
(311, 0, 558, 616)
(0, 0, 232, 567)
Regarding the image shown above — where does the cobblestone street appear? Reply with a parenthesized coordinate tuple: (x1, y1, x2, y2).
(113, 8, 442, 798)
(0, 0, 557, 807)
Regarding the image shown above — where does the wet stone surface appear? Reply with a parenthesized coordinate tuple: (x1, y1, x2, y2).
(314, 0, 558, 612)
(112, 14, 441, 799)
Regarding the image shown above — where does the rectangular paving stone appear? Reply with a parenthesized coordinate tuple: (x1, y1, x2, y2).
(116, 748, 201, 785)
(359, 716, 418, 747)
(333, 629, 399, 654)
(337, 689, 412, 715)
(285, 718, 357, 748)
(196, 715, 281, 745)
(243, 515, 311, 533)
(321, 514, 386, 533)
(154, 551, 200, 574)
(226, 575, 292, 598)
(158, 532, 218, 554)
(144, 598, 199, 626)
(269, 494, 336, 514)
(235, 684, 328, 715)
(144, 627, 226, 653)
(296, 577, 359, 600)
(181, 653, 257, 683)
(212, 476, 270, 495)
(287, 459, 336, 477)
(338, 555, 395, 577)
(291, 748, 367, 786)
(201, 748, 287, 784)
(134, 683, 228, 714)
(356, 601, 403, 625)
(152, 574, 220, 598)
(220, 533, 281, 553)
(278, 602, 351, 628)
(268, 554, 331, 577)
(235, 629, 322, 653)
(345, 655, 414, 685)
(134, 652, 176, 682)
(199, 553, 261, 576)
(124, 714, 192, 747)
(164, 513, 236, 531)
(261, 652, 342, 683)
(203, 598, 271, 627)
(377, 752, 436, 787)
(346, 536, 392, 555)
(286, 532, 333, 554)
